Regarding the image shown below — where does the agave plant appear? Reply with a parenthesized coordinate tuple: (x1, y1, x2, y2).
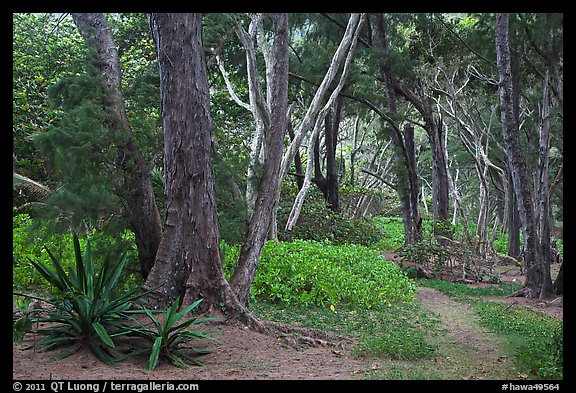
(15, 234, 148, 365)
(126, 297, 219, 370)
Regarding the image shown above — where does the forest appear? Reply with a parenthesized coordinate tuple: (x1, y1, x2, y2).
(13, 13, 562, 381)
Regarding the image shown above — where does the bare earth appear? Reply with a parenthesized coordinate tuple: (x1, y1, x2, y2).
(13, 264, 562, 381)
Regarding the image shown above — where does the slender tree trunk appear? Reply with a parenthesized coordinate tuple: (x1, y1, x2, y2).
(506, 164, 522, 258)
(325, 97, 342, 212)
(71, 13, 162, 279)
(375, 13, 423, 245)
(311, 98, 341, 212)
(228, 13, 290, 306)
(495, 13, 554, 299)
(284, 14, 365, 232)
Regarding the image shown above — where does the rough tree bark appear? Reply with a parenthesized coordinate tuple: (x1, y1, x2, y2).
(495, 13, 554, 299)
(142, 13, 232, 308)
(71, 13, 162, 279)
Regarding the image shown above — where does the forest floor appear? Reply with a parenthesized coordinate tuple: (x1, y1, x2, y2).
(13, 264, 562, 381)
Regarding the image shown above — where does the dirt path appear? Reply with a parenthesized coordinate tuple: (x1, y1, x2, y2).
(412, 287, 519, 380)
(13, 286, 535, 380)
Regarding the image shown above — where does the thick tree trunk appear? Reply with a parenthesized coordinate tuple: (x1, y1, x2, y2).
(143, 13, 232, 308)
(496, 13, 554, 299)
(71, 13, 162, 279)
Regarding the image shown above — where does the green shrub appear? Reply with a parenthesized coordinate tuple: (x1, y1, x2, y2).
(223, 239, 416, 308)
(371, 216, 405, 251)
(14, 234, 148, 365)
(13, 213, 141, 294)
(276, 187, 385, 246)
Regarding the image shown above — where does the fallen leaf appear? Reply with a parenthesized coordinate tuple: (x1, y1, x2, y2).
(518, 373, 529, 379)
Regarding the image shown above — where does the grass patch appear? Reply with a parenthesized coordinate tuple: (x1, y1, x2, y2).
(249, 299, 442, 361)
(472, 300, 563, 379)
(418, 278, 522, 298)
(417, 279, 562, 379)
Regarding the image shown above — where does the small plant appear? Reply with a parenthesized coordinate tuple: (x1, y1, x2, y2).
(14, 234, 148, 365)
(126, 297, 219, 370)
(489, 274, 502, 284)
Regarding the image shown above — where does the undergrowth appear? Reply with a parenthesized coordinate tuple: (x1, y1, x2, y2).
(222, 239, 416, 308)
(250, 300, 442, 361)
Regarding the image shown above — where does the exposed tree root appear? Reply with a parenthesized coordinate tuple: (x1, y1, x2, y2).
(247, 317, 355, 348)
(202, 303, 354, 349)
(507, 286, 535, 298)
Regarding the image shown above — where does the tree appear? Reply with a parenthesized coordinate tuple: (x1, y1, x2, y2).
(284, 13, 365, 232)
(228, 13, 291, 305)
(495, 13, 554, 299)
(70, 13, 162, 279)
(142, 13, 345, 347)
(143, 12, 289, 310)
(142, 13, 232, 308)
(374, 13, 423, 244)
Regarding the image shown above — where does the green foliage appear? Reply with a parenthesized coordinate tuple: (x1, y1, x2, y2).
(33, 60, 121, 230)
(394, 240, 472, 276)
(13, 13, 84, 184)
(371, 216, 405, 250)
(126, 297, 219, 370)
(277, 187, 385, 246)
(472, 300, 563, 379)
(13, 212, 141, 293)
(15, 234, 148, 365)
(223, 239, 416, 308)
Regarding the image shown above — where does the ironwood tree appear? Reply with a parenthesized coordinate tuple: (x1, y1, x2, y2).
(143, 12, 290, 310)
(71, 13, 162, 279)
(495, 13, 554, 299)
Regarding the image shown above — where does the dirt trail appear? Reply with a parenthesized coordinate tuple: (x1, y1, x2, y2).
(413, 287, 519, 380)
(13, 286, 537, 380)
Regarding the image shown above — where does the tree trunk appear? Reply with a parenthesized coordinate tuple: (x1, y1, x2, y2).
(311, 98, 341, 212)
(142, 13, 233, 309)
(325, 97, 342, 212)
(284, 14, 365, 232)
(228, 13, 290, 306)
(495, 13, 554, 299)
(375, 13, 422, 244)
(71, 13, 162, 279)
(427, 116, 451, 243)
(403, 123, 423, 243)
(506, 165, 522, 258)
